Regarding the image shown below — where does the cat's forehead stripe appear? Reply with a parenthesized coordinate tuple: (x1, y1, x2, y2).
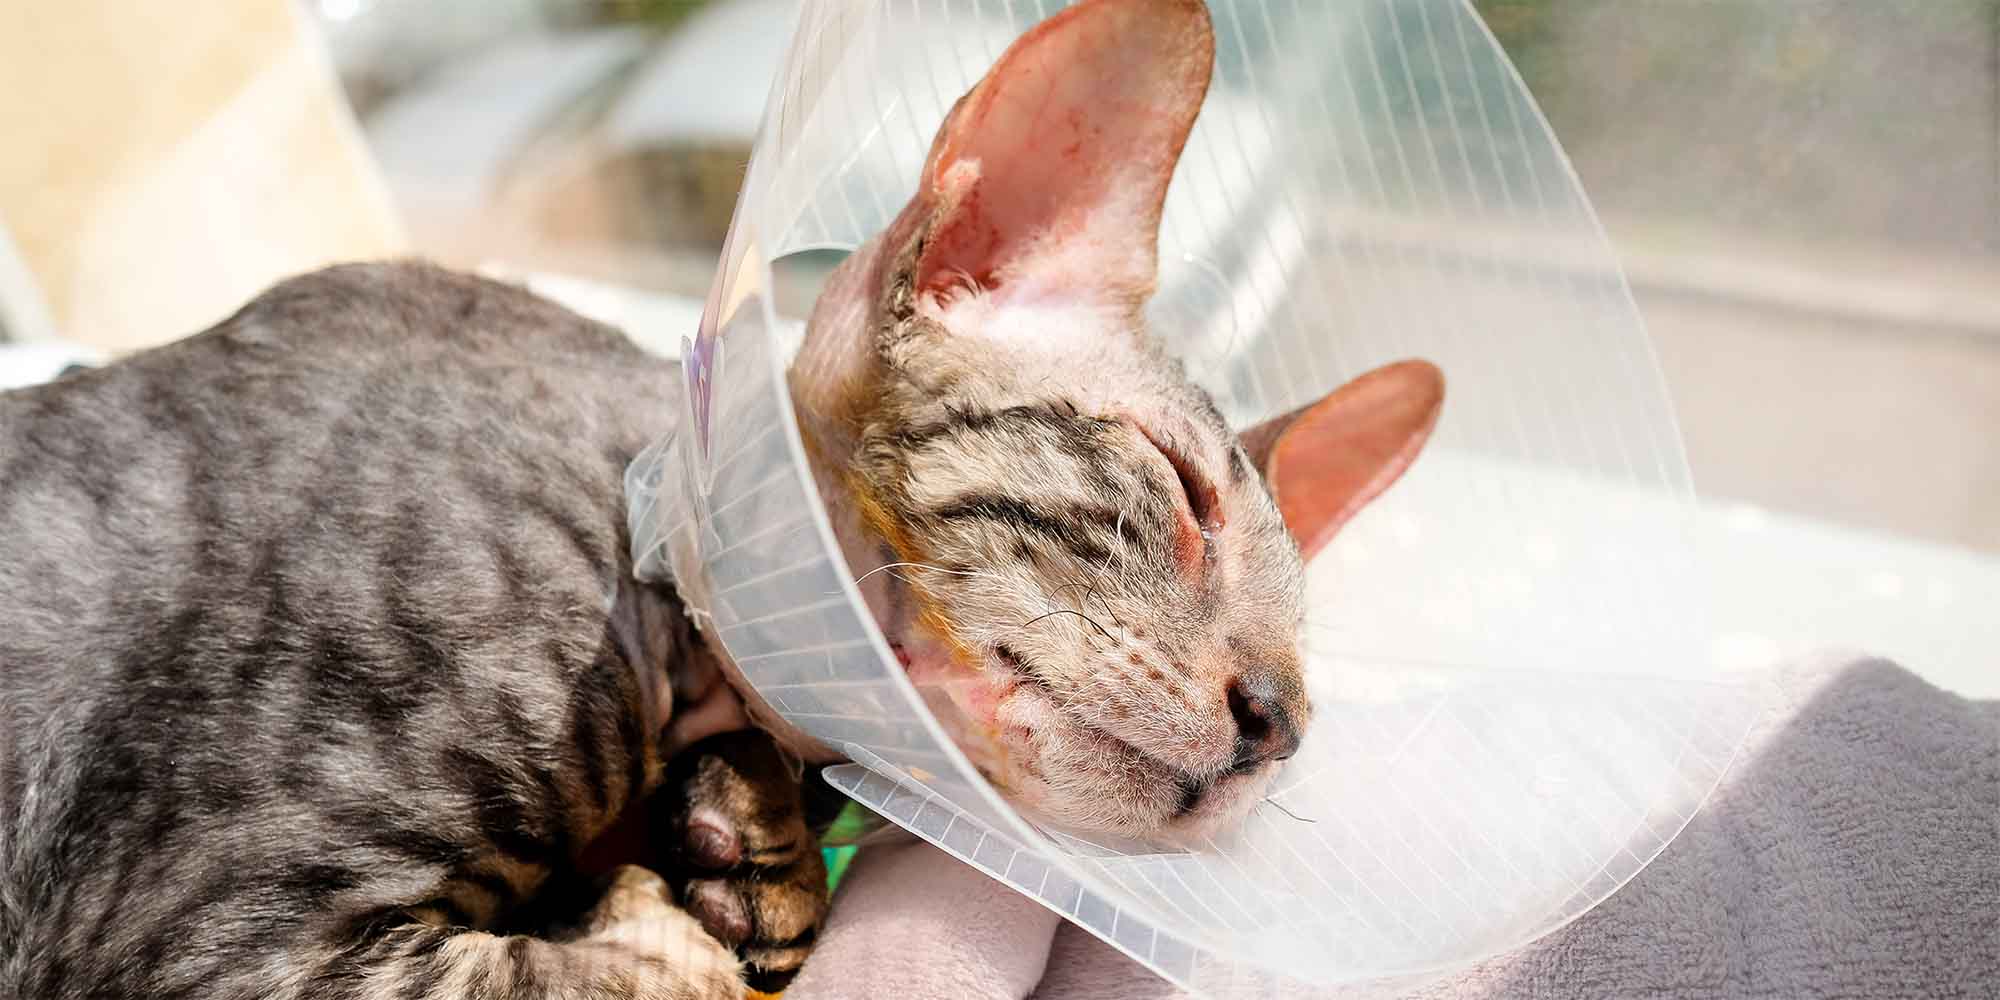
(929, 493, 1116, 567)
(888, 400, 1109, 451)
(899, 405, 1134, 499)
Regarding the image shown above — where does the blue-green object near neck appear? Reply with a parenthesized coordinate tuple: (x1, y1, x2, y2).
(819, 801, 872, 892)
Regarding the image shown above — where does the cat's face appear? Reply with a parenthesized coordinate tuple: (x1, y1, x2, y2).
(790, 0, 1442, 842)
(846, 305, 1323, 840)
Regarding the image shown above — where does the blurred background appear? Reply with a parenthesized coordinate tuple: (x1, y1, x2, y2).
(1, 0, 1992, 690)
(341, 0, 2000, 557)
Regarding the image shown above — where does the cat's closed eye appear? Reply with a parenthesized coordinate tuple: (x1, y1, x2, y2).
(1135, 421, 1222, 573)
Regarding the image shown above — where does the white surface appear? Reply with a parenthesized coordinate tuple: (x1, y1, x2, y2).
(0, 343, 102, 391)
(498, 267, 707, 359)
(1698, 502, 1996, 699)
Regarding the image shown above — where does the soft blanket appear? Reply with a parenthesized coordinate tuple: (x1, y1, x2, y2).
(785, 653, 1999, 999)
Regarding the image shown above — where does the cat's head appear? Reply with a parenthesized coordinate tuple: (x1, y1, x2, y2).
(790, 0, 1443, 842)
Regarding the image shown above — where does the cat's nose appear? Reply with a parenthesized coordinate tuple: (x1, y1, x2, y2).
(1227, 675, 1300, 772)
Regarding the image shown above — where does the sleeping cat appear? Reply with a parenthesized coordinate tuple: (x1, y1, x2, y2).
(0, 0, 1442, 997)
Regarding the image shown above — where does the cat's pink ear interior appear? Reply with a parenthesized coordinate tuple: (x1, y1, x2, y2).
(1240, 360, 1446, 561)
(912, 0, 1214, 304)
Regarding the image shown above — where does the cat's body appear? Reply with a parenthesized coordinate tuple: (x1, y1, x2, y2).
(0, 263, 821, 999)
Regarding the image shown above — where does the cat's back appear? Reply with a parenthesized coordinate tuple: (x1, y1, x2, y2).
(0, 262, 682, 994)
(0, 260, 674, 694)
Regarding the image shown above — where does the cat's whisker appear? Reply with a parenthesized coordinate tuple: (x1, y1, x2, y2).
(1080, 575, 1127, 637)
(1018, 608, 1117, 642)
(1050, 570, 1129, 644)
(1263, 797, 1317, 824)
(851, 561, 1005, 587)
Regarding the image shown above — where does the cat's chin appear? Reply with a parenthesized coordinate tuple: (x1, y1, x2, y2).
(888, 637, 1275, 843)
(1000, 753, 1279, 847)
(1156, 762, 1281, 844)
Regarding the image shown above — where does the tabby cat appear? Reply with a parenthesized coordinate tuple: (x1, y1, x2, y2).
(0, 0, 1444, 997)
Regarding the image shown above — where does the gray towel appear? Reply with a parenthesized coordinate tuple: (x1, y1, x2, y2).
(1028, 654, 1999, 999)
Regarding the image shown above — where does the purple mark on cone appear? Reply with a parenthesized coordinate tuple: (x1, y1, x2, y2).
(683, 332, 722, 467)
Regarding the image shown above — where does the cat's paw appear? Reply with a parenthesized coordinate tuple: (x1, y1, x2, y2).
(659, 730, 833, 994)
(577, 865, 747, 1000)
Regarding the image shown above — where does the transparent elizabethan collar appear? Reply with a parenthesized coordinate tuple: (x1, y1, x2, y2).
(625, 2, 1761, 995)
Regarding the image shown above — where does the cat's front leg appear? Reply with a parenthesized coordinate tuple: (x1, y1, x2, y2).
(316, 868, 743, 1000)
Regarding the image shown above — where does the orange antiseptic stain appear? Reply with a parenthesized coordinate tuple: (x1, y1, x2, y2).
(846, 473, 980, 671)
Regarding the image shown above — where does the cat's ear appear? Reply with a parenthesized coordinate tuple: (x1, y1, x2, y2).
(1240, 360, 1445, 561)
(906, 0, 1213, 306)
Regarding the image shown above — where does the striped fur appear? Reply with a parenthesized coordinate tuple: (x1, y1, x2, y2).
(0, 263, 816, 998)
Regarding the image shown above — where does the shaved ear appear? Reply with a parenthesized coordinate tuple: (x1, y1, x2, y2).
(906, 0, 1214, 305)
(1241, 360, 1446, 560)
